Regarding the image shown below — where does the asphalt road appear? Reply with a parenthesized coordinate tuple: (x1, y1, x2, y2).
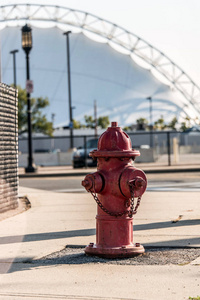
(19, 172, 200, 192)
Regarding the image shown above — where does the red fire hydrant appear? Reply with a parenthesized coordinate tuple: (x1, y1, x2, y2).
(82, 122, 147, 258)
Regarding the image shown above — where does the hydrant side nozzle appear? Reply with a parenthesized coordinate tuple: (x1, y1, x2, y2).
(82, 172, 104, 193)
(120, 168, 147, 198)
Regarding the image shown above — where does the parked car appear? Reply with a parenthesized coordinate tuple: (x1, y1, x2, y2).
(72, 138, 98, 168)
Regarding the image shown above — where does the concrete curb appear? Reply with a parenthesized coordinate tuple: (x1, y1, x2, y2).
(19, 167, 200, 178)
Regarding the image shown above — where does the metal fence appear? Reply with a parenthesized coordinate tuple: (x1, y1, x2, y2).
(0, 84, 18, 213)
(19, 129, 200, 167)
(19, 131, 176, 153)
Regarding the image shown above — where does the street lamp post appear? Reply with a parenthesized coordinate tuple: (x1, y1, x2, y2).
(21, 24, 36, 173)
(147, 96, 153, 148)
(63, 31, 73, 149)
(10, 49, 19, 88)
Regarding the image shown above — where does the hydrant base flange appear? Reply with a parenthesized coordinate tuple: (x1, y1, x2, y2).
(85, 243, 145, 258)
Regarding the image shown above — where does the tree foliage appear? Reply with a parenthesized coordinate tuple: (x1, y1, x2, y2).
(123, 116, 188, 132)
(168, 117, 178, 130)
(136, 118, 148, 130)
(73, 119, 82, 129)
(180, 116, 192, 132)
(98, 116, 110, 128)
(154, 116, 166, 130)
(84, 115, 95, 128)
(17, 86, 53, 136)
(84, 115, 110, 129)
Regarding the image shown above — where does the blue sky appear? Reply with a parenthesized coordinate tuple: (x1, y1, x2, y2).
(2, 0, 200, 86)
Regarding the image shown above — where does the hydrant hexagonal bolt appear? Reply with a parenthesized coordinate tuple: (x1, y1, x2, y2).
(82, 121, 147, 258)
(82, 179, 91, 189)
(131, 177, 146, 188)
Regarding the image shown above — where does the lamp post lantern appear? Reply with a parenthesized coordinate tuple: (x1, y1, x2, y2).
(21, 24, 36, 173)
(10, 49, 19, 88)
(63, 31, 74, 149)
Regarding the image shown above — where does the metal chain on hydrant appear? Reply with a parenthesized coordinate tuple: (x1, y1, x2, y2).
(89, 185, 141, 218)
(129, 183, 142, 216)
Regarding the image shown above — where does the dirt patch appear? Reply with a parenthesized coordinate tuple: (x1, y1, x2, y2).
(34, 246, 200, 265)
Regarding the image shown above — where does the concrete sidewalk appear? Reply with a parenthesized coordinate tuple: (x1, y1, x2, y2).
(0, 186, 200, 300)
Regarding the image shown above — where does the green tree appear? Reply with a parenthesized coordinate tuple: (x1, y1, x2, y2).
(84, 115, 110, 129)
(98, 116, 110, 128)
(123, 126, 131, 131)
(180, 116, 191, 132)
(84, 115, 95, 128)
(168, 117, 178, 130)
(73, 119, 82, 129)
(136, 118, 148, 130)
(17, 86, 53, 136)
(154, 116, 166, 130)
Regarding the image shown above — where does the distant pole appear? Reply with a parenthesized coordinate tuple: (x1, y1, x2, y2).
(147, 96, 153, 148)
(167, 131, 171, 166)
(94, 100, 98, 138)
(51, 113, 55, 151)
(63, 31, 73, 149)
(10, 49, 19, 88)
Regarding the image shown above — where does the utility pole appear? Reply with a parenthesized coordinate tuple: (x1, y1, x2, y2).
(63, 31, 73, 148)
(147, 96, 153, 148)
(94, 100, 98, 138)
(10, 50, 19, 88)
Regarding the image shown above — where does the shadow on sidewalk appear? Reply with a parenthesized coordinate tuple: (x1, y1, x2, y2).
(134, 219, 200, 231)
(1, 219, 199, 246)
(0, 228, 96, 245)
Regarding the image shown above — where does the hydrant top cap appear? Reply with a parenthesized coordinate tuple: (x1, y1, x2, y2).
(90, 121, 140, 158)
(111, 121, 118, 127)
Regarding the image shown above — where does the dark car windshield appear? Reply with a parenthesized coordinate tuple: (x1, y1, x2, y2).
(86, 139, 98, 149)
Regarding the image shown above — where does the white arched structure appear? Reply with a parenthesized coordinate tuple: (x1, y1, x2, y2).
(0, 3, 200, 126)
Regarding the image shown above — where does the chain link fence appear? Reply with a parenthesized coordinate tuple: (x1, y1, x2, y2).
(0, 84, 18, 213)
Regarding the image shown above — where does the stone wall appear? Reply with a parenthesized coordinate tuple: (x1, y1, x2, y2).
(0, 84, 18, 213)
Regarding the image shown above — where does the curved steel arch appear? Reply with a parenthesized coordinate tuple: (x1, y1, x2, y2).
(1, 3, 200, 118)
